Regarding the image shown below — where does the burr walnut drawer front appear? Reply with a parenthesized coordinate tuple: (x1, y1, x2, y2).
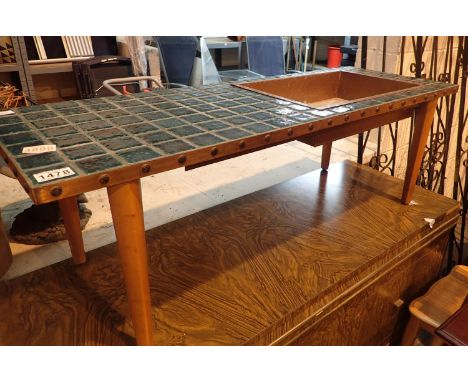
(284, 232, 452, 346)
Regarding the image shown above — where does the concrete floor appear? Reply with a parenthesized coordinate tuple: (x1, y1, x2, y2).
(0, 138, 376, 281)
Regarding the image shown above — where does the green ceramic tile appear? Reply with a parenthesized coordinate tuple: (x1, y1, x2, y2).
(181, 114, 212, 124)
(170, 125, 204, 137)
(99, 109, 129, 119)
(187, 133, 225, 147)
(128, 105, 154, 114)
(50, 101, 79, 110)
(102, 137, 141, 151)
(156, 102, 180, 110)
(118, 147, 160, 163)
(214, 100, 241, 108)
(16, 104, 49, 113)
(289, 113, 317, 122)
(32, 117, 68, 129)
(197, 120, 230, 131)
(224, 116, 255, 125)
(167, 107, 196, 117)
(112, 99, 143, 108)
(141, 131, 176, 144)
(207, 109, 236, 118)
(75, 155, 122, 174)
(88, 128, 126, 140)
(243, 123, 273, 133)
(142, 111, 172, 121)
(0, 115, 22, 126)
(252, 101, 276, 110)
(76, 119, 112, 131)
(123, 123, 158, 135)
(67, 113, 100, 124)
(80, 98, 116, 111)
(0, 132, 40, 145)
(42, 125, 77, 138)
(154, 118, 186, 129)
(217, 128, 252, 139)
(22, 111, 54, 121)
(0, 123, 28, 136)
(53, 134, 91, 148)
(288, 104, 310, 111)
(16, 152, 63, 170)
(231, 105, 257, 114)
(85, 102, 116, 111)
(236, 97, 259, 104)
(199, 95, 223, 103)
(62, 144, 106, 160)
(267, 117, 297, 127)
(154, 140, 195, 154)
(108, 115, 142, 126)
(271, 107, 295, 115)
(190, 103, 218, 112)
(58, 107, 88, 116)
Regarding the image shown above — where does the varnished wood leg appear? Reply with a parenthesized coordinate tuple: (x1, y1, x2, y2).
(107, 179, 153, 346)
(401, 315, 420, 345)
(59, 197, 86, 264)
(321, 142, 332, 171)
(401, 100, 438, 204)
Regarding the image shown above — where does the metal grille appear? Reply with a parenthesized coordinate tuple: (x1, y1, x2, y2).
(357, 36, 468, 267)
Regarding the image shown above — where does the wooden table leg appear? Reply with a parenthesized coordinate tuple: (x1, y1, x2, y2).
(107, 179, 154, 346)
(59, 196, 86, 264)
(321, 142, 332, 171)
(401, 100, 438, 204)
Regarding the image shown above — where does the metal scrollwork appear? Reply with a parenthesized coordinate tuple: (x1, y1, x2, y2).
(359, 36, 468, 269)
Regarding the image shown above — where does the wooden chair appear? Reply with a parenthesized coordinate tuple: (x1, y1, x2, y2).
(401, 265, 468, 345)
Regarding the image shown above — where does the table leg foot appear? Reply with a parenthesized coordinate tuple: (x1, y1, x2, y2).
(59, 196, 86, 265)
(321, 142, 332, 171)
(401, 100, 437, 204)
(107, 179, 154, 346)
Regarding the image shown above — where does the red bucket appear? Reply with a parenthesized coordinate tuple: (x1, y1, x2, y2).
(327, 46, 343, 68)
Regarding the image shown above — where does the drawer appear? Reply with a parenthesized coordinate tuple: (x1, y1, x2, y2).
(286, 232, 450, 345)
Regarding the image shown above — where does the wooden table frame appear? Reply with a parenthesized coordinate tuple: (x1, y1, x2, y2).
(0, 69, 458, 345)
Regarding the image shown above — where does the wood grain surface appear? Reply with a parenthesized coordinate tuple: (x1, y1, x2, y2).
(0, 161, 459, 345)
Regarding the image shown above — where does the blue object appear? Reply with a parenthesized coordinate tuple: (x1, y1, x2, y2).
(246, 36, 285, 77)
(154, 36, 198, 86)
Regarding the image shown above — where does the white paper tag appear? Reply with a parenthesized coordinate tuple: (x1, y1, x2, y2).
(22, 144, 56, 154)
(424, 218, 436, 229)
(311, 109, 334, 117)
(332, 106, 351, 113)
(290, 104, 309, 111)
(0, 110, 15, 116)
(33, 167, 75, 183)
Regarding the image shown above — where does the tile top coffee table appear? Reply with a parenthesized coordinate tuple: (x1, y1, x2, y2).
(0, 67, 458, 345)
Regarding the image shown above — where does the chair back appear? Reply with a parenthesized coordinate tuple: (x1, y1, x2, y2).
(246, 36, 285, 77)
(154, 36, 198, 86)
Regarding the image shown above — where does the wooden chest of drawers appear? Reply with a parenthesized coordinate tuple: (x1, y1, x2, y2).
(0, 160, 459, 345)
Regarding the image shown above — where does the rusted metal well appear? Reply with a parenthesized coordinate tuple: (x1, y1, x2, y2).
(236, 71, 418, 109)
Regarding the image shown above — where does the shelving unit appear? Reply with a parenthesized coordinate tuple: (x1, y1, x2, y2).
(0, 64, 19, 73)
(0, 36, 36, 103)
(29, 62, 73, 75)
